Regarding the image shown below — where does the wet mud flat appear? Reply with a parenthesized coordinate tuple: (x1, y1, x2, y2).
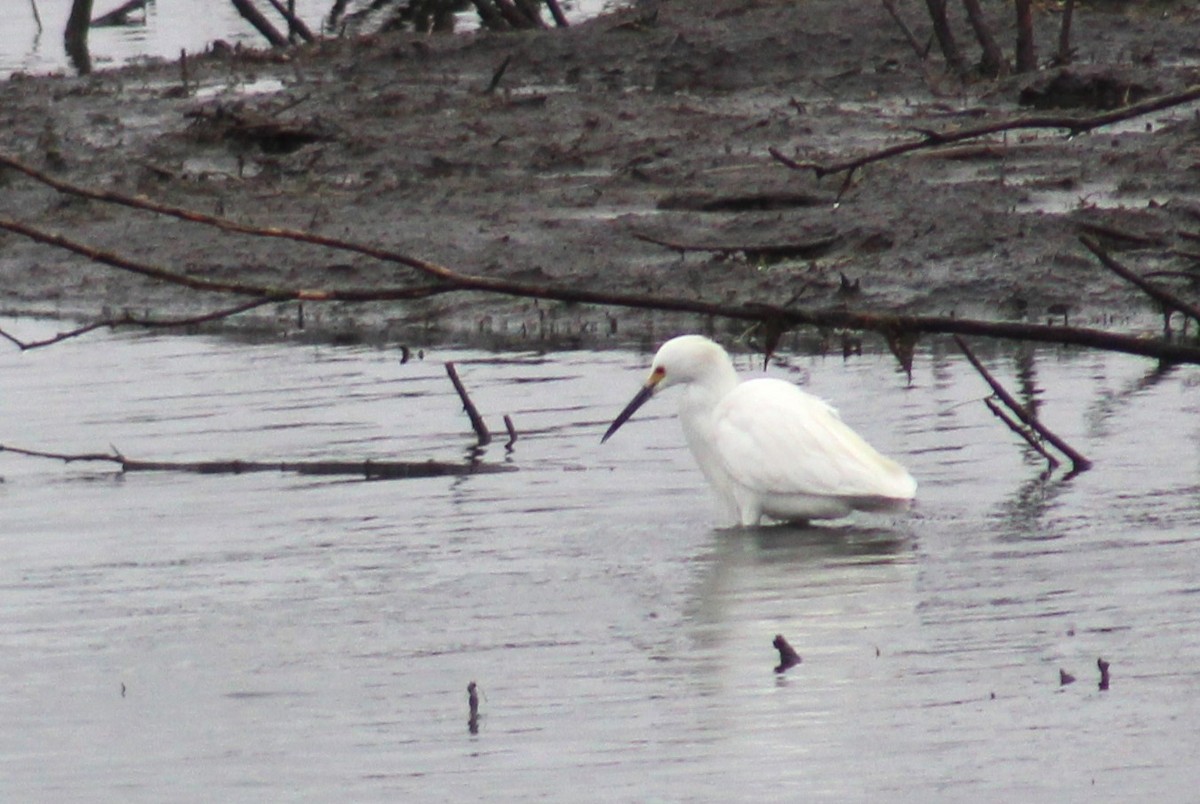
(1, 0, 1200, 349)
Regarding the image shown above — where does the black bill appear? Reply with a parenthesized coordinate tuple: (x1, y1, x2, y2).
(601, 383, 656, 443)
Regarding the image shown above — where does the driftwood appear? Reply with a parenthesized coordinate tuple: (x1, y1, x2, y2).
(1, 152, 1199, 366)
(0, 444, 513, 479)
(770, 84, 1200, 179)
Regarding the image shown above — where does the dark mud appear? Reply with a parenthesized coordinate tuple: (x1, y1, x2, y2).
(2, 0, 1199, 349)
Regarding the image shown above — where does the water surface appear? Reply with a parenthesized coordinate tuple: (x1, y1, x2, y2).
(2, 0, 615, 78)
(0, 318, 1197, 800)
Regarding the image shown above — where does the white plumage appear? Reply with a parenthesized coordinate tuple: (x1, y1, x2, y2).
(602, 335, 916, 526)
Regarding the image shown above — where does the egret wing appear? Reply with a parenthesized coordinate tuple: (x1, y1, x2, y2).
(712, 379, 915, 500)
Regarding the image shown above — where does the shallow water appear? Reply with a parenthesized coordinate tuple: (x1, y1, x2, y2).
(1, 318, 1198, 800)
(2, 0, 614, 78)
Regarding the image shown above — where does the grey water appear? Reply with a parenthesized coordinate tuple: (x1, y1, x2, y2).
(1, 317, 1198, 801)
(2, 0, 615, 79)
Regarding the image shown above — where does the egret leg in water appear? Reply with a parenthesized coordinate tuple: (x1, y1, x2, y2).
(602, 335, 916, 526)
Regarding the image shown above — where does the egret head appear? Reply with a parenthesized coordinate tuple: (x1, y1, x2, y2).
(601, 336, 731, 443)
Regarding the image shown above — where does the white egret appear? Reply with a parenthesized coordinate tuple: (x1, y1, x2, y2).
(602, 335, 916, 526)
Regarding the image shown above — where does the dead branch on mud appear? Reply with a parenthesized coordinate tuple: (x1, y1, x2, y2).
(2, 153, 1200, 365)
(955, 335, 1091, 473)
(0, 443, 514, 479)
(1081, 236, 1200, 331)
(769, 84, 1200, 179)
(0, 299, 280, 351)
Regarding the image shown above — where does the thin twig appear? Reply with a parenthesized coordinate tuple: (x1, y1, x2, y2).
(771, 84, 1200, 178)
(955, 335, 1092, 472)
(0, 215, 448, 301)
(0, 298, 280, 350)
(484, 55, 512, 95)
(1080, 235, 1200, 326)
(445, 362, 491, 445)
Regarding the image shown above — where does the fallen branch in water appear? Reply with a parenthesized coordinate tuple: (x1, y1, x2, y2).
(0, 443, 513, 479)
(769, 83, 1200, 179)
(2, 152, 1200, 365)
(955, 335, 1092, 473)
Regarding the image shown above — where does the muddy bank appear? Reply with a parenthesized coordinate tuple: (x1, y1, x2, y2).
(1, 0, 1199, 350)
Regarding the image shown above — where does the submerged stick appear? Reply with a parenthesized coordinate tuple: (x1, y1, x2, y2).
(955, 336, 1092, 472)
(445, 362, 491, 445)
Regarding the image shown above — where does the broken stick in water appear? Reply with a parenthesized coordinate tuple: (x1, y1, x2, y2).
(467, 681, 480, 734)
(773, 634, 802, 674)
(503, 415, 518, 451)
(445, 362, 491, 445)
(954, 335, 1091, 473)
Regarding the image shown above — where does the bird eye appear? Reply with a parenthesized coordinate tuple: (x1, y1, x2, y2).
(652, 367, 665, 377)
